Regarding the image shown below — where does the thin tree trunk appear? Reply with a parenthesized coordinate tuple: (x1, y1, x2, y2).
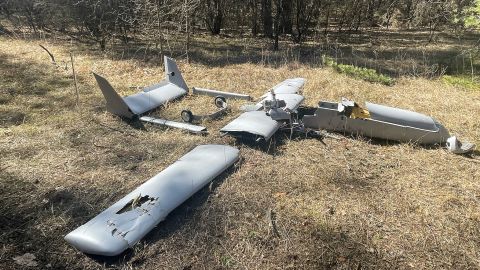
(324, 5, 330, 35)
(273, 0, 282, 50)
(251, 0, 258, 36)
(262, 0, 273, 38)
(70, 52, 79, 107)
(185, 0, 190, 63)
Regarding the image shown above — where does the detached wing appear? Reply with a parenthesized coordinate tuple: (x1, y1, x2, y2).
(123, 81, 187, 115)
(65, 145, 239, 256)
(221, 111, 282, 141)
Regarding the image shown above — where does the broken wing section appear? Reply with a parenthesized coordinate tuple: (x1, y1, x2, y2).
(302, 100, 451, 144)
(220, 111, 282, 141)
(93, 56, 188, 119)
(122, 82, 187, 115)
(221, 78, 305, 141)
(65, 145, 239, 256)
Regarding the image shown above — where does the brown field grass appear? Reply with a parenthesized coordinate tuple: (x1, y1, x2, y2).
(0, 34, 479, 269)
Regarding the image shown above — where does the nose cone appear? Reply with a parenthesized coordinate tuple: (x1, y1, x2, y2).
(65, 229, 129, 256)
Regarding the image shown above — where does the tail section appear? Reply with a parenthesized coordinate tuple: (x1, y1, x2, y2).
(93, 73, 135, 119)
(164, 56, 188, 91)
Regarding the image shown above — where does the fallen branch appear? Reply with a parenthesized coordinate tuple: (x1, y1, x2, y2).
(0, 165, 11, 172)
(39, 44, 56, 64)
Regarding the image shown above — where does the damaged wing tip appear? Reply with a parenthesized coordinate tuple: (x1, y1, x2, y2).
(64, 232, 129, 257)
(64, 144, 239, 256)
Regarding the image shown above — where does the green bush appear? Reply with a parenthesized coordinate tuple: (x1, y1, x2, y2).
(442, 75, 480, 91)
(322, 55, 395, 86)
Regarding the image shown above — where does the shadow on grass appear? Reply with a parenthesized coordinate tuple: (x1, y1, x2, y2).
(84, 164, 398, 268)
(0, 171, 109, 269)
(0, 51, 78, 127)
(0, 52, 71, 97)
(462, 149, 480, 160)
(224, 126, 326, 156)
(297, 218, 399, 269)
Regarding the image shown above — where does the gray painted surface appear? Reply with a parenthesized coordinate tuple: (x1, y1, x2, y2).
(93, 73, 135, 118)
(302, 100, 451, 144)
(268, 78, 306, 95)
(366, 103, 439, 131)
(221, 111, 282, 140)
(192, 87, 252, 100)
(139, 116, 207, 134)
(65, 145, 239, 256)
(93, 56, 188, 119)
(220, 78, 305, 140)
(165, 56, 188, 91)
(122, 83, 186, 115)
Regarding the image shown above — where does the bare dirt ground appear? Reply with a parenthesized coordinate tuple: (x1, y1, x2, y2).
(0, 32, 479, 269)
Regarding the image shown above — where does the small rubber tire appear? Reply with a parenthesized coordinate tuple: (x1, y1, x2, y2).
(214, 96, 227, 108)
(181, 110, 193, 123)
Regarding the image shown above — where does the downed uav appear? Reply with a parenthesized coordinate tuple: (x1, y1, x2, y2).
(92, 56, 472, 153)
(65, 56, 475, 258)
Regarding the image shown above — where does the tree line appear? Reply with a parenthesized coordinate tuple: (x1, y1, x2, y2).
(0, 0, 478, 50)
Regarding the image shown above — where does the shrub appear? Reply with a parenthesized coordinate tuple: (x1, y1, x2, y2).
(322, 55, 395, 86)
(442, 75, 480, 91)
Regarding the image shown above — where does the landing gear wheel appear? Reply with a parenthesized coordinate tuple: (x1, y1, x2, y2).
(181, 110, 193, 123)
(214, 96, 227, 108)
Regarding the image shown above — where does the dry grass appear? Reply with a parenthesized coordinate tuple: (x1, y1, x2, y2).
(0, 34, 479, 269)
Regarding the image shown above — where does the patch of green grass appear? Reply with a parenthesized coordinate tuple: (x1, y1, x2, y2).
(220, 256, 236, 268)
(322, 55, 395, 86)
(442, 75, 480, 91)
